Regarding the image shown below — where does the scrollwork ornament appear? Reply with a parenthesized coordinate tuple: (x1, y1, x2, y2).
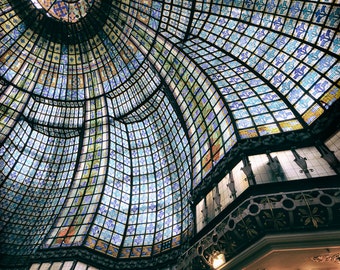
(311, 253, 340, 264)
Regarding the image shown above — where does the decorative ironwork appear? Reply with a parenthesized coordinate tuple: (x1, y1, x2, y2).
(177, 186, 340, 269)
(266, 152, 285, 182)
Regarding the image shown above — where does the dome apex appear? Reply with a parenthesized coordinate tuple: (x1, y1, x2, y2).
(31, 0, 95, 23)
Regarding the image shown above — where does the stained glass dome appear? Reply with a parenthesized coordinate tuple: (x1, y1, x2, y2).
(0, 0, 339, 268)
(31, 0, 95, 22)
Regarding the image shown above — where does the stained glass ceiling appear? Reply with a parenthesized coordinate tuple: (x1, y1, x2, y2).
(31, 0, 95, 23)
(1, 0, 340, 266)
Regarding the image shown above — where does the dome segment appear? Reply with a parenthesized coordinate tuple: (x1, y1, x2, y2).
(127, 0, 340, 185)
(1, 0, 192, 261)
(0, 0, 155, 102)
(0, 85, 192, 260)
